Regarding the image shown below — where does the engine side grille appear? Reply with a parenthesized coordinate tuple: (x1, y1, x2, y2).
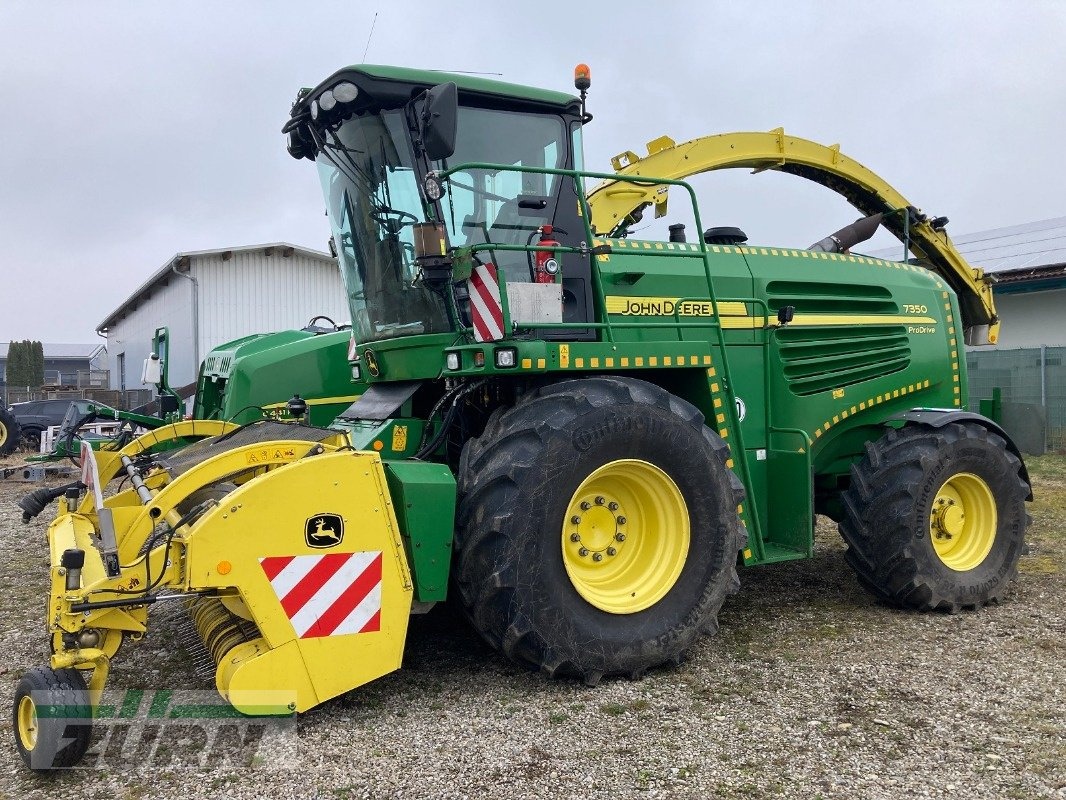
(777, 325, 911, 396)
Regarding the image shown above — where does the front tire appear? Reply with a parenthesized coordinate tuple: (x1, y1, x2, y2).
(456, 376, 745, 682)
(839, 422, 1030, 611)
(13, 666, 93, 771)
(0, 406, 20, 456)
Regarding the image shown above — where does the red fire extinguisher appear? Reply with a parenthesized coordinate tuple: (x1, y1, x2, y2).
(533, 225, 560, 284)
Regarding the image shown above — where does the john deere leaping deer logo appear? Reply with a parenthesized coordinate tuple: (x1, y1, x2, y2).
(305, 514, 345, 548)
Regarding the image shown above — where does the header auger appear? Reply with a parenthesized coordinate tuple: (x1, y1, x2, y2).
(14, 63, 1030, 770)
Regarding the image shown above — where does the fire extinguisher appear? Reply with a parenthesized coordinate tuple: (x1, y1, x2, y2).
(533, 225, 560, 284)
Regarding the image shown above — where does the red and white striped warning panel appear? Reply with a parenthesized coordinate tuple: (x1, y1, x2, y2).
(347, 333, 359, 361)
(259, 551, 382, 638)
(468, 261, 504, 342)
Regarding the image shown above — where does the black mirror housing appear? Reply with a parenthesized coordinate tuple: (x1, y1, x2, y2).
(421, 82, 458, 161)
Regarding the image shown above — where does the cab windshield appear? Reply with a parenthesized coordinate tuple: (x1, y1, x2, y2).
(317, 106, 569, 343)
(318, 111, 448, 342)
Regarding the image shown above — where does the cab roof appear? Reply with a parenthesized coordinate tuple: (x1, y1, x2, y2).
(301, 63, 581, 114)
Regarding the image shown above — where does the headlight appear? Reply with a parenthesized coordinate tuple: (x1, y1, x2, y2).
(318, 90, 337, 112)
(351, 364, 361, 381)
(333, 82, 359, 103)
(494, 348, 517, 368)
(446, 352, 460, 371)
(424, 173, 445, 201)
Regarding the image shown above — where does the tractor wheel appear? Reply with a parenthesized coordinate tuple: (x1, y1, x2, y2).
(20, 426, 44, 453)
(455, 376, 746, 682)
(0, 406, 20, 456)
(839, 422, 1030, 611)
(13, 666, 93, 771)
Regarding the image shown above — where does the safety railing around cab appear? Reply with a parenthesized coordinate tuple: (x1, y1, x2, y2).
(437, 161, 764, 544)
(437, 162, 771, 340)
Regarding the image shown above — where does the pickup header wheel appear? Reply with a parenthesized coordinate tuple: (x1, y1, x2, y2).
(12, 666, 92, 771)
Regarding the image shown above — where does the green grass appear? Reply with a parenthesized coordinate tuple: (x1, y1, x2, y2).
(1026, 453, 1066, 484)
(599, 702, 626, 716)
(1020, 454, 1066, 575)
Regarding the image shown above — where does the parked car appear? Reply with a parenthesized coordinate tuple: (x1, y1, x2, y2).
(9, 399, 77, 450)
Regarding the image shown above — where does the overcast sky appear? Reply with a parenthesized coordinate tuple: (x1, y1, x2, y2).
(2, 0, 1064, 343)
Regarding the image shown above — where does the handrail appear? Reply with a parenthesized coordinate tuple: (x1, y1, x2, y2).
(439, 160, 762, 543)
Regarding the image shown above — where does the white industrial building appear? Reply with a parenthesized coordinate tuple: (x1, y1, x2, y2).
(869, 215, 1066, 348)
(949, 216, 1066, 349)
(97, 243, 346, 393)
(872, 215, 1066, 451)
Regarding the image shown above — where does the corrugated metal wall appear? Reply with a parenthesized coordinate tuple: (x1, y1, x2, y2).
(104, 247, 345, 392)
(193, 249, 347, 353)
(104, 275, 195, 392)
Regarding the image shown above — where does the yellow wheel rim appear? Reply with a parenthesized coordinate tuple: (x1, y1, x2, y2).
(561, 459, 689, 614)
(17, 695, 38, 751)
(0, 421, 8, 448)
(929, 472, 997, 571)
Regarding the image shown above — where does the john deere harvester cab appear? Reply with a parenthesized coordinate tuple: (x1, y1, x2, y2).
(285, 65, 597, 345)
(14, 63, 1032, 771)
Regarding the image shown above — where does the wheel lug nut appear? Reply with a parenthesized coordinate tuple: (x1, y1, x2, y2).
(608, 502, 619, 511)
(615, 533, 626, 542)
(578, 547, 589, 557)
(571, 515, 581, 524)
(595, 496, 605, 505)
(607, 547, 617, 556)
(592, 552, 603, 562)
(580, 501, 591, 510)
(570, 533, 581, 542)
(617, 516, 627, 525)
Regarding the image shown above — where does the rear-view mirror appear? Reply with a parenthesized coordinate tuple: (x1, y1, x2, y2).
(421, 82, 458, 161)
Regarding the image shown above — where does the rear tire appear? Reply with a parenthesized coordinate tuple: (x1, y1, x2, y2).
(455, 376, 745, 682)
(13, 666, 93, 771)
(839, 422, 1030, 611)
(0, 406, 20, 456)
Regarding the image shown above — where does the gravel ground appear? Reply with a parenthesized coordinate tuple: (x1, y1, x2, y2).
(0, 452, 1062, 799)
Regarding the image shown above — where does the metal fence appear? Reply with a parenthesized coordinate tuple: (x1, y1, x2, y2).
(42, 369, 110, 388)
(966, 346, 1065, 451)
(1, 386, 152, 410)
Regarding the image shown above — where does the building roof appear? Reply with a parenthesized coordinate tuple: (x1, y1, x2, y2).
(948, 216, 1066, 274)
(97, 242, 333, 333)
(0, 342, 105, 360)
(867, 215, 1066, 290)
